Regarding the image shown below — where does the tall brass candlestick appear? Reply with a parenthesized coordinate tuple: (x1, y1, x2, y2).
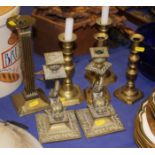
(7, 15, 49, 116)
(58, 33, 83, 106)
(91, 18, 117, 86)
(114, 33, 144, 104)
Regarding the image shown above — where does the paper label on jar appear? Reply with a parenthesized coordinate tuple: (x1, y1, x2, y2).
(0, 42, 21, 83)
(1, 42, 20, 68)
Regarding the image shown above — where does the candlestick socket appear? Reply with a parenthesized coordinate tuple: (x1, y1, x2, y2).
(94, 32, 108, 42)
(130, 33, 144, 43)
(96, 17, 112, 27)
(58, 33, 77, 43)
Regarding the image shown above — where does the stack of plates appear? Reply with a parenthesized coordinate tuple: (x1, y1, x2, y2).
(134, 91, 155, 148)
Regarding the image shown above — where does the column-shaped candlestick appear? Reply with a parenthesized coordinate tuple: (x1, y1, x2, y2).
(114, 33, 144, 104)
(58, 33, 83, 106)
(7, 15, 49, 116)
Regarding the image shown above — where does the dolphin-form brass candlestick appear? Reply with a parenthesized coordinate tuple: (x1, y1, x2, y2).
(114, 33, 145, 104)
(36, 80, 81, 143)
(58, 33, 83, 106)
(85, 47, 111, 104)
(76, 77, 124, 138)
(7, 15, 49, 116)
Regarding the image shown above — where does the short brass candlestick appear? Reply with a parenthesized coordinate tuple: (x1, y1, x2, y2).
(114, 33, 144, 104)
(76, 52, 125, 138)
(36, 80, 81, 143)
(7, 15, 49, 116)
(58, 33, 83, 106)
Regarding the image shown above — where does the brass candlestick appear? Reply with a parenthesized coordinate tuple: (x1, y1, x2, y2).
(85, 47, 111, 105)
(76, 55, 124, 138)
(86, 18, 116, 86)
(77, 46, 124, 138)
(76, 98, 124, 138)
(58, 33, 83, 106)
(114, 33, 145, 104)
(7, 15, 49, 116)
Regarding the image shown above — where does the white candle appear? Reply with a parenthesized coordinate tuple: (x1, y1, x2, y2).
(64, 18, 74, 41)
(101, 6, 110, 25)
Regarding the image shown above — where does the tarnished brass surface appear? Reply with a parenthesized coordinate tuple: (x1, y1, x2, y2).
(114, 33, 144, 104)
(59, 84, 83, 107)
(7, 15, 49, 116)
(76, 108, 124, 138)
(58, 33, 84, 106)
(7, 15, 35, 30)
(85, 70, 116, 87)
(12, 89, 49, 117)
(114, 85, 143, 105)
(85, 50, 112, 105)
(36, 110, 81, 143)
(77, 69, 124, 139)
(35, 80, 81, 143)
(85, 87, 111, 105)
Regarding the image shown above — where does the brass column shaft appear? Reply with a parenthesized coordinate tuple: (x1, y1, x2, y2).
(19, 29, 36, 95)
